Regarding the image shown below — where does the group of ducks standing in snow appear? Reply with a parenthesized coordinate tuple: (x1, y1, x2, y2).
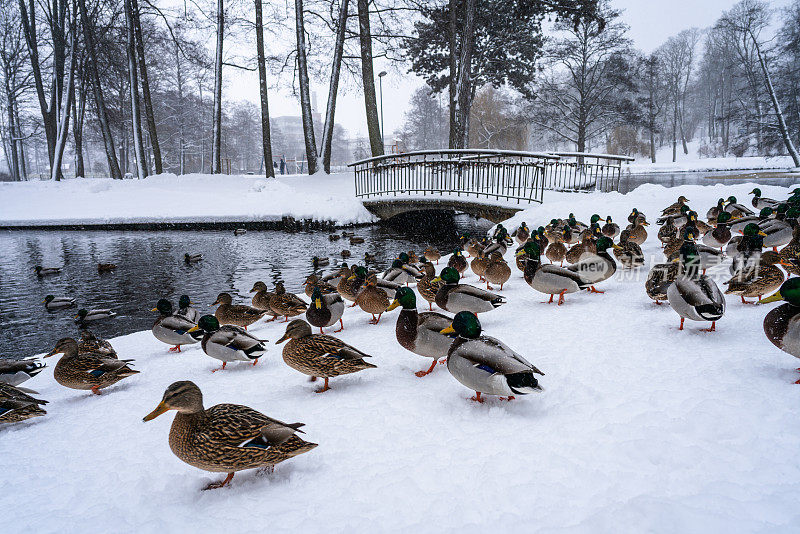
(7, 187, 800, 491)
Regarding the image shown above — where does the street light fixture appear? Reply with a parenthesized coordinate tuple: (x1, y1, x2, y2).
(378, 71, 387, 150)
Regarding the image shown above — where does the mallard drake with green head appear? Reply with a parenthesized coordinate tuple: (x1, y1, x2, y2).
(78, 330, 117, 357)
(724, 251, 786, 303)
(75, 309, 117, 323)
(213, 292, 270, 329)
(178, 295, 200, 322)
(432, 267, 506, 314)
(517, 242, 589, 304)
(151, 299, 201, 353)
(614, 230, 644, 269)
(759, 278, 800, 382)
(189, 315, 268, 371)
(143, 381, 317, 490)
(387, 287, 454, 377)
(0, 358, 45, 386)
(383, 259, 422, 286)
(724, 195, 754, 218)
(354, 274, 390, 324)
(667, 237, 726, 332)
(44, 338, 139, 394)
(707, 198, 725, 222)
(729, 207, 774, 234)
(751, 188, 779, 210)
(305, 287, 345, 334)
(440, 312, 543, 403)
(43, 295, 75, 310)
(484, 252, 511, 290)
(417, 260, 442, 310)
(276, 319, 376, 392)
(0, 383, 47, 424)
(268, 284, 308, 322)
(729, 223, 766, 278)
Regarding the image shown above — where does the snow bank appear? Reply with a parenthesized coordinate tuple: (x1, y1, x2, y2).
(0, 172, 376, 226)
(3, 182, 800, 532)
(626, 142, 797, 173)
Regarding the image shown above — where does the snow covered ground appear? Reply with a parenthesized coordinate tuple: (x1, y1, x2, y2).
(3, 181, 800, 532)
(0, 172, 377, 227)
(626, 141, 798, 174)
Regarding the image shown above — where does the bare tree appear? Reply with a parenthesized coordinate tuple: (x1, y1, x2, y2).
(320, 0, 349, 173)
(254, 0, 274, 177)
(131, 0, 161, 174)
(125, 0, 146, 179)
(658, 29, 701, 161)
(211, 0, 223, 174)
(295, 0, 317, 174)
(357, 0, 382, 157)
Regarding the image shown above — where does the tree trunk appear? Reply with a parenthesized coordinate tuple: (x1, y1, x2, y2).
(320, 0, 348, 173)
(254, 0, 275, 178)
(356, 0, 383, 157)
(72, 67, 86, 177)
(125, 0, 147, 179)
(3, 74, 19, 181)
(78, 0, 121, 179)
(51, 16, 76, 182)
(448, 0, 457, 148)
(131, 0, 162, 174)
(752, 33, 800, 166)
(451, 0, 476, 149)
(295, 0, 318, 174)
(211, 0, 224, 174)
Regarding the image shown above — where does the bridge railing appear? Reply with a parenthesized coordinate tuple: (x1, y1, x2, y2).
(348, 150, 634, 204)
(349, 149, 557, 205)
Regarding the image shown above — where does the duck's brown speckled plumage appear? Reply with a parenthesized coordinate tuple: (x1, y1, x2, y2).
(0, 383, 48, 423)
(779, 226, 800, 276)
(45, 338, 138, 392)
(78, 330, 117, 358)
(303, 275, 338, 297)
(417, 263, 441, 309)
(645, 261, 679, 303)
(355, 275, 390, 321)
(268, 283, 308, 320)
(249, 282, 279, 319)
(213, 293, 269, 327)
(724, 251, 785, 299)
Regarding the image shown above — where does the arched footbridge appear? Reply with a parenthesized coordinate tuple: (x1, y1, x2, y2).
(349, 150, 634, 223)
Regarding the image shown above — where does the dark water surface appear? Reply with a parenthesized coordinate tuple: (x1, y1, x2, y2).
(0, 214, 491, 359)
(620, 170, 800, 193)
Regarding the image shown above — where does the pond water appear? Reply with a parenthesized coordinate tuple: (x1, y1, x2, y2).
(0, 214, 491, 359)
(619, 170, 800, 193)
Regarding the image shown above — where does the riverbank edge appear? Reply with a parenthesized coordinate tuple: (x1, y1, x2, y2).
(0, 217, 377, 231)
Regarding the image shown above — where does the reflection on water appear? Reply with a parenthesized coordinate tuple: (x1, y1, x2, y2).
(620, 170, 800, 194)
(0, 214, 491, 359)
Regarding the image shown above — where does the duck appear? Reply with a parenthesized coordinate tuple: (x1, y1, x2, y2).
(484, 252, 511, 290)
(729, 207, 774, 234)
(424, 247, 441, 264)
(0, 358, 46, 386)
(464, 236, 484, 258)
(567, 236, 620, 293)
(614, 230, 644, 269)
(601, 216, 620, 238)
(43, 295, 75, 310)
(565, 235, 596, 264)
(658, 216, 678, 246)
(354, 274, 390, 324)
(0, 383, 47, 424)
(305, 287, 345, 334)
(447, 248, 469, 274)
(250, 282, 280, 321)
(645, 260, 679, 305)
(761, 217, 794, 251)
(312, 256, 330, 269)
(729, 223, 766, 278)
(512, 222, 530, 245)
(151, 299, 201, 352)
(724, 195, 755, 218)
(662, 196, 690, 216)
(383, 259, 422, 286)
(189, 315, 268, 371)
(143, 381, 317, 490)
(440, 311, 544, 403)
(303, 274, 337, 297)
(337, 265, 364, 305)
(322, 263, 349, 287)
(627, 208, 642, 224)
(432, 267, 506, 314)
(758, 278, 800, 382)
(78, 330, 117, 357)
(75, 308, 117, 323)
(213, 292, 270, 329)
(341, 249, 352, 259)
(667, 236, 726, 332)
(702, 212, 733, 250)
(233, 228, 247, 236)
(751, 188, 779, 210)
(364, 252, 376, 263)
(34, 266, 61, 276)
(44, 338, 139, 394)
(470, 250, 490, 281)
(657, 204, 692, 228)
(544, 229, 568, 266)
(348, 265, 399, 300)
(349, 236, 365, 245)
(779, 225, 800, 276)
(387, 287, 454, 377)
(177, 295, 200, 322)
(329, 233, 341, 241)
(517, 242, 590, 305)
(97, 263, 116, 273)
(532, 226, 550, 251)
(416, 260, 441, 310)
(184, 253, 203, 263)
(276, 319, 376, 392)
(628, 216, 649, 245)
(724, 251, 785, 304)
(484, 226, 512, 256)
(268, 283, 308, 322)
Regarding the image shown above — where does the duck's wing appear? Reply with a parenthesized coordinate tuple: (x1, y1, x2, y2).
(201, 403, 305, 449)
(540, 264, 589, 286)
(159, 314, 197, 333)
(455, 336, 544, 375)
(674, 276, 721, 307)
(451, 284, 505, 302)
(214, 325, 267, 350)
(418, 311, 453, 332)
(0, 384, 48, 405)
(315, 335, 372, 360)
(382, 268, 404, 283)
(72, 355, 135, 377)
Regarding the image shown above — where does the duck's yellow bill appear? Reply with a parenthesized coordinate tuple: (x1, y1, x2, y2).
(515, 250, 526, 256)
(387, 299, 400, 311)
(187, 325, 200, 333)
(440, 325, 455, 334)
(150, 307, 158, 312)
(758, 292, 782, 304)
(759, 231, 767, 237)
(315, 298, 322, 309)
(431, 277, 443, 283)
(143, 401, 170, 422)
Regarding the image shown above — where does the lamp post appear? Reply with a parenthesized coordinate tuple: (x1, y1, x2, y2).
(378, 70, 387, 150)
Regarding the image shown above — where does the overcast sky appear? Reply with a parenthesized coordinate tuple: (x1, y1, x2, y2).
(228, 0, 793, 141)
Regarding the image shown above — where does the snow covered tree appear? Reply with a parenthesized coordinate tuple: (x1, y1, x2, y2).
(658, 28, 701, 161)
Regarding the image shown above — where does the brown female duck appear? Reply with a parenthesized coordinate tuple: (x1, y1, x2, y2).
(44, 338, 138, 395)
(268, 283, 308, 322)
(213, 292, 270, 329)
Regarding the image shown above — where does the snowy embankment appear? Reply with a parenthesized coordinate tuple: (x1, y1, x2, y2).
(0, 172, 376, 227)
(3, 182, 800, 532)
(625, 142, 797, 174)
